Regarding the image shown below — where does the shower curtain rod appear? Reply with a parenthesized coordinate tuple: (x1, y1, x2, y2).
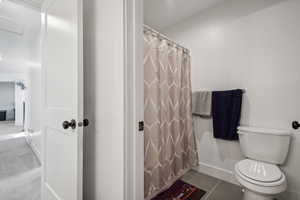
(143, 24, 190, 53)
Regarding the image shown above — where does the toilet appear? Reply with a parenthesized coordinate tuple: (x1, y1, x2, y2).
(234, 126, 291, 200)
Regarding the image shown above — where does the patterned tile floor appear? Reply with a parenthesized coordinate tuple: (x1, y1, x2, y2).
(0, 136, 41, 200)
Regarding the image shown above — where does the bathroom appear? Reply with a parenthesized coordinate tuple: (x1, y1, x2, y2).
(139, 0, 300, 199)
(0, 0, 300, 200)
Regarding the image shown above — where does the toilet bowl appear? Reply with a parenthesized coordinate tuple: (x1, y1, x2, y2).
(234, 126, 291, 200)
(234, 159, 287, 200)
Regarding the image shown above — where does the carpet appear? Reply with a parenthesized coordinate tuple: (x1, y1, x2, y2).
(152, 180, 206, 200)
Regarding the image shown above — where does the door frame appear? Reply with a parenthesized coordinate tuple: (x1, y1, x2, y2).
(124, 0, 144, 199)
(40, 0, 143, 198)
(40, 1, 48, 199)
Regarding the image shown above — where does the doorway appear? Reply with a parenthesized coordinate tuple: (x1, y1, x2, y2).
(0, 81, 24, 135)
(127, 0, 300, 200)
(0, 0, 42, 199)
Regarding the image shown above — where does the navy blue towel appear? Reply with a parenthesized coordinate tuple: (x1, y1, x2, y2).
(212, 89, 243, 140)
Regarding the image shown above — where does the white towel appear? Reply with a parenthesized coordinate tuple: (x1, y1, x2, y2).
(192, 91, 212, 117)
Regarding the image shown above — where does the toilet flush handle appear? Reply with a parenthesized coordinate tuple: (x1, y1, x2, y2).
(292, 121, 300, 129)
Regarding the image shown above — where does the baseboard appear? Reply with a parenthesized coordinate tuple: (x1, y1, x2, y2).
(193, 162, 239, 186)
(25, 133, 41, 163)
(29, 141, 41, 163)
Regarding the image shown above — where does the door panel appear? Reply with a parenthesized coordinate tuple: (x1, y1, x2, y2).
(44, 1, 77, 109)
(42, 0, 83, 199)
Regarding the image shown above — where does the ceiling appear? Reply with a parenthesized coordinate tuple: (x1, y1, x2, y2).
(144, 0, 228, 30)
(8, 0, 43, 10)
(0, 0, 41, 73)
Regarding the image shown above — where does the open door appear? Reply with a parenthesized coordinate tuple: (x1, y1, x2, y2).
(41, 0, 83, 199)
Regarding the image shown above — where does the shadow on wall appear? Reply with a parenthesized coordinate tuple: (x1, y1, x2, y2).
(83, 0, 97, 199)
(239, 94, 251, 126)
(162, 0, 287, 34)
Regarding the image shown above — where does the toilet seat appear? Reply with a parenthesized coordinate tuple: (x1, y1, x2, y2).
(237, 159, 283, 184)
(234, 159, 287, 195)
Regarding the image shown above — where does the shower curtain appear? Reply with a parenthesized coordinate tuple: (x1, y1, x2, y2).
(144, 30, 198, 199)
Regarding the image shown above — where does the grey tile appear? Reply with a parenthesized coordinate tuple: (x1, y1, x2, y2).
(276, 191, 300, 200)
(181, 170, 219, 192)
(207, 181, 243, 200)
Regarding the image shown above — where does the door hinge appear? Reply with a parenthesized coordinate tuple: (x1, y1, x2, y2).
(138, 121, 144, 131)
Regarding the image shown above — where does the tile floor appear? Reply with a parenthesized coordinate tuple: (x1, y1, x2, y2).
(181, 170, 244, 200)
(0, 136, 41, 200)
(181, 170, 289, 200)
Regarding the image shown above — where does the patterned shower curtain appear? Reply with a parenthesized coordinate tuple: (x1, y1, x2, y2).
(144, 31, 198, 199)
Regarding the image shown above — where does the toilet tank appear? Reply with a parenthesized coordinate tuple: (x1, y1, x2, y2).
(238, 126, 291, 165)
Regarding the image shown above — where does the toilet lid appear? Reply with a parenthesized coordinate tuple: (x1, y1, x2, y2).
(237, 159, 282, 182)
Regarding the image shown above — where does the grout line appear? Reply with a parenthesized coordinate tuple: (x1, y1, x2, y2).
(203, 180, 222, 200)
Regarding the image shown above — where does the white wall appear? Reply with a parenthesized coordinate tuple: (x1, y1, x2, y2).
(164, 0, 300, 199)
(0, 1, 41, 65)
(14, 82, 25, 126)
(26, 66, 42, 132)
(0, 82, 15, 120)
(83, 0, 125, 199)
(25, 65, 42, 160)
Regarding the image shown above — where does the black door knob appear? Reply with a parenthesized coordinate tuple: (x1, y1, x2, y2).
(292, 121, 300, 130)
(62, 119, 77, 130)
(78, 119, 89, 127)
(83, 119, 89, 127)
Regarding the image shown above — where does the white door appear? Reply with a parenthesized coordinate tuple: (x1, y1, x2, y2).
(41, 0, 83, 199)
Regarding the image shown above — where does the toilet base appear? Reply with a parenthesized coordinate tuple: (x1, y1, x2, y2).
(243, 189, 273, 200)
